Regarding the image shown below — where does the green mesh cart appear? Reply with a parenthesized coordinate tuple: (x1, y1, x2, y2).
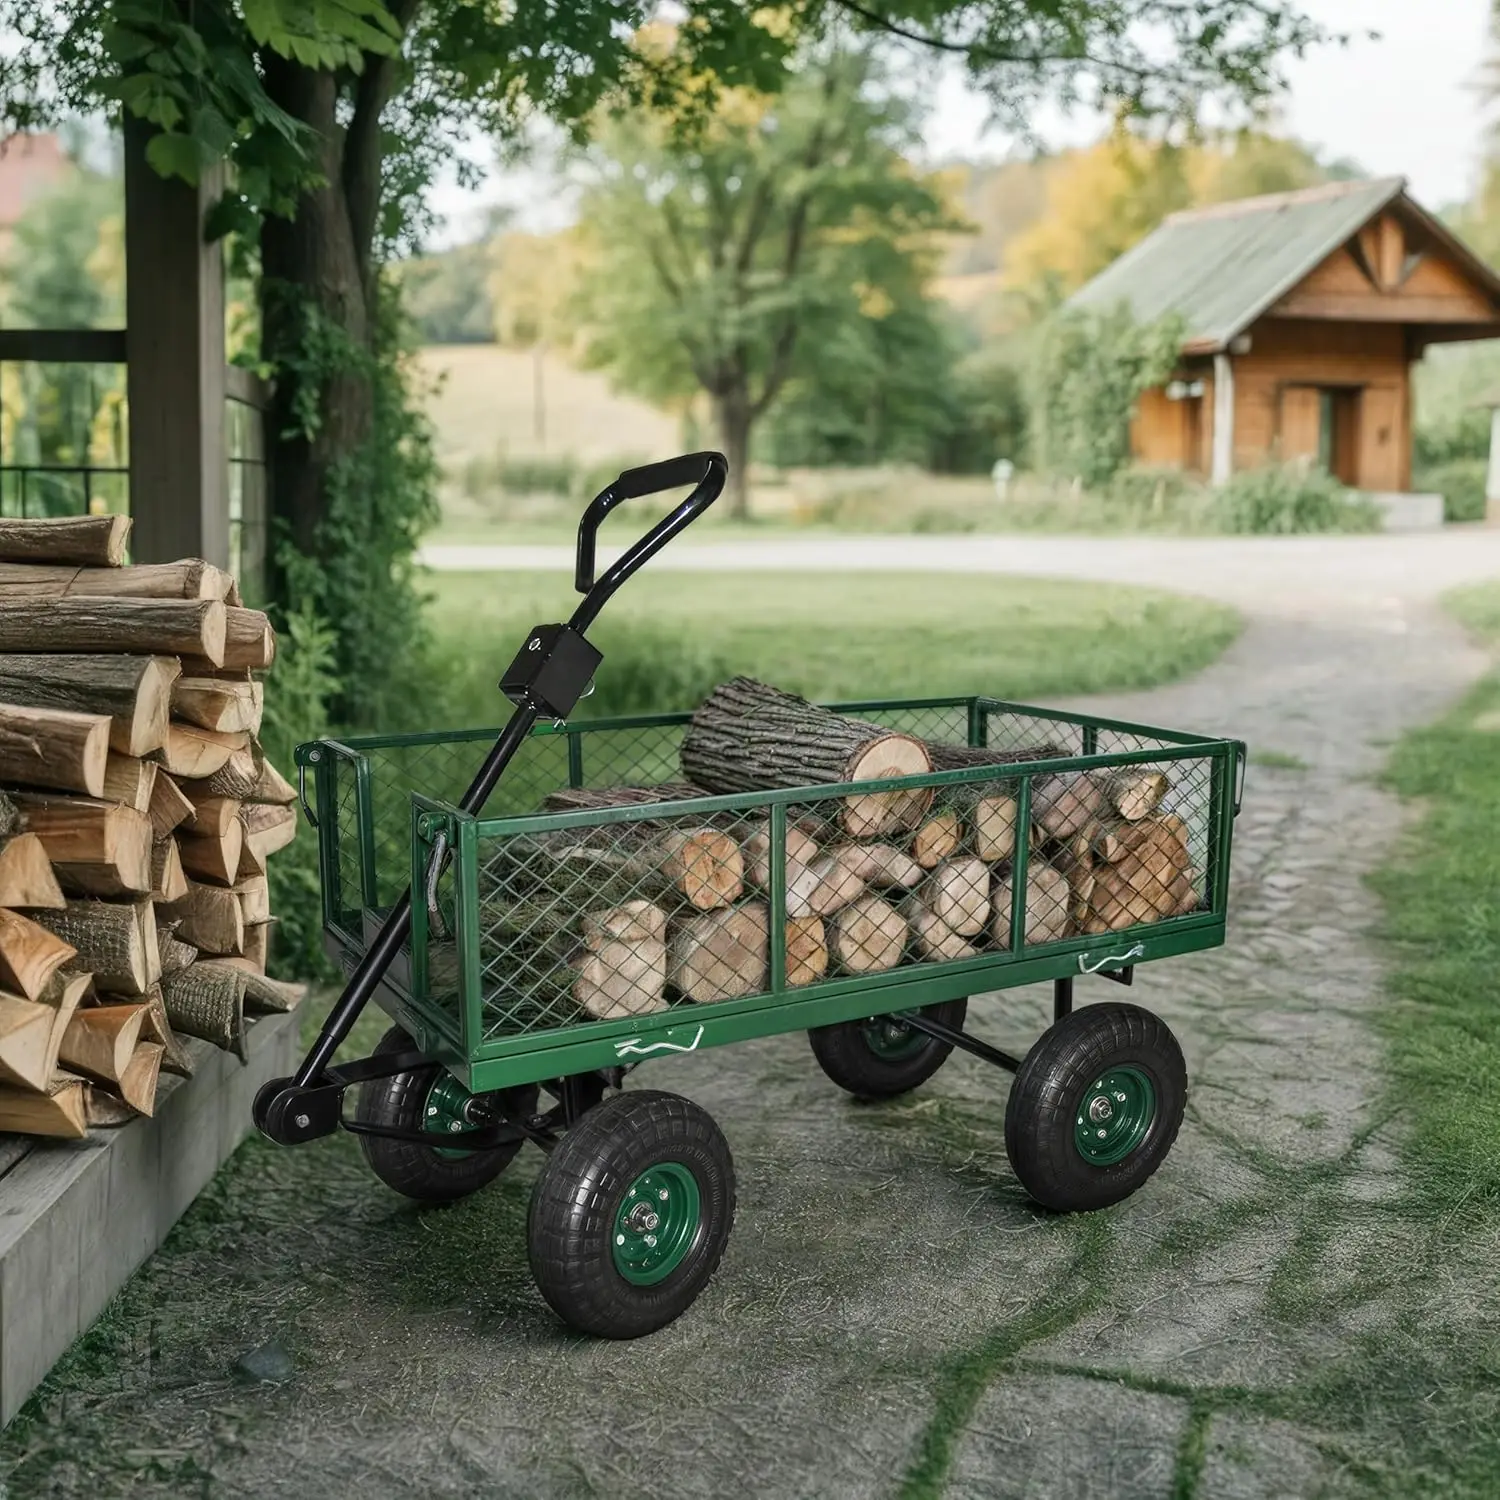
(255, 453, 1245, 1339)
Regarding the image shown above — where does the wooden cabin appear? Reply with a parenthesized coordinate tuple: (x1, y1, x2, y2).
(1069, 178, 1500, 493)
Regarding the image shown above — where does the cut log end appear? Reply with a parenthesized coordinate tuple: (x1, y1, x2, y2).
(830, 896, 908, 974)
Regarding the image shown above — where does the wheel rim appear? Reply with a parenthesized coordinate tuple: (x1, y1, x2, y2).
(424, 1073, 482, 1159)
(861, 1017, 928, 1062)
(612, 1163, 702, 1286)
(1073, 1066, 1156, 1166)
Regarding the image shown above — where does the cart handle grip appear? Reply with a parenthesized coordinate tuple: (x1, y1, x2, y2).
(572, 451, 727, 622)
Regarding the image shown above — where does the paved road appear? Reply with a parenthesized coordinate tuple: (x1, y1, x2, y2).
(24, 531, 1500, 1500)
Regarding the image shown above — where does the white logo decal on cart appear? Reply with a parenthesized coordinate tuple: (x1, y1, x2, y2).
(615, 1025, 705, 1059)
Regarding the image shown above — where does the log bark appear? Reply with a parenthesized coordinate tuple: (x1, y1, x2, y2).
(172, 676, 264, 734)
(201, 742, 264, 799)
(903, 901, 981, 963)
(681, 678, 933, 838)
(0, 514, 130, 566)
(239, 970, 307, 1016)
(0, 559, 232, 601)
(992, 862, 1071, 948)
(0, 994, 54, 1091)
(1098, 769, 1170, 822)
(785, 915, 829, 987)
(138, 984, 195, 1077)
(0, 598, 226, 663)
(923, 741, 1068, 773)
(158, 930, 198, 978)
(0, 654, 178, 756)
(0, 831, 65, 909)
(33, 900, 158, 995)
(178, 821, 244, 887)
(162, 881, 243, 955)
(1033, 773, 1107, 840)
(246, 756, 295, 806)
(829, 896, 908, 974)
(923, 857, 991, 938)
(0, 1073, 87, 1137)
(150, 837, 189, 903)
(162, 960, 246, 1058)
(911, 809, 963, 869)
(101, 754, 158, 813)
(148, 773, 196, 838)
(240, 801, 297, 862)
(541, 783, 710, 817)
(159, 723, 249, 778)
(58, 1003, 147, 1083)
(219, 607, 277, 670)
(0, 702, 110, 797)
(13, 794, 153, 898)
(669, 903, 769, 1003)
(0, 907, 77, 998)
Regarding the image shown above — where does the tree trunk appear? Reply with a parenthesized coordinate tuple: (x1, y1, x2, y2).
(714, 390, 752, 520)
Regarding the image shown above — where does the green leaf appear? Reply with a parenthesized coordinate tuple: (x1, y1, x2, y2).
(145, 130, 202, 184)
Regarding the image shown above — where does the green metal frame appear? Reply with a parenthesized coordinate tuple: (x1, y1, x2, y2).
(296, 696, 1246, 1095)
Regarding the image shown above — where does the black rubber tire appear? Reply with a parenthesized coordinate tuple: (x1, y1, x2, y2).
(808, 998, 969, 1099)
(527, 1090, 735, 1338)
(353, 1025, 538, 1204)
(1004, 1002, 1187, 1213)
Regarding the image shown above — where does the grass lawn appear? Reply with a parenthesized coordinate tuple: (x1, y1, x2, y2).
(418, 570, 1242, 728)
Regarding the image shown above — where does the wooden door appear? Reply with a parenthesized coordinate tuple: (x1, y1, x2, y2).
(1358, 386, 1402, 491)
(1278, 386, 1322, 463)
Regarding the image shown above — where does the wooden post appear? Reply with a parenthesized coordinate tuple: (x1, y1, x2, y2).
(1211, 352, 1235, 486)
(123, 118, 229, 568)
(1486, 405, 1500, 524)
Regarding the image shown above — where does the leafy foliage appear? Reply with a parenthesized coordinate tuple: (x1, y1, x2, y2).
(399, 240, 497, 345)
(1025, 302, 1183, 486)
(1213, 461, 1380, 534)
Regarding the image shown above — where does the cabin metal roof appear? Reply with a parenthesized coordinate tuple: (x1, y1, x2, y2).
(1066, 176, 1494, 354)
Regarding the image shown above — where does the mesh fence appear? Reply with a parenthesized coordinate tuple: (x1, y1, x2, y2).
(316, 702, 1223, 1050)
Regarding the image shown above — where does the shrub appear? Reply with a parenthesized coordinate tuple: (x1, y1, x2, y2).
(1416, 458, 1488, 524)
(495, 453, 578, 497)
(1213, 462, 1380, 535)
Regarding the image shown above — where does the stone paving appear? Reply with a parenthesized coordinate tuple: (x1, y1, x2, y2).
(15, 532, 1499, 1499)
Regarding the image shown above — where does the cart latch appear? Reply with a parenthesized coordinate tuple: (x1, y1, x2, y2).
(499, 623, 603, 721)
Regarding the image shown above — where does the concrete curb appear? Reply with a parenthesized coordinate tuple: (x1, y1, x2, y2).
(0, 1010, 299, 1427)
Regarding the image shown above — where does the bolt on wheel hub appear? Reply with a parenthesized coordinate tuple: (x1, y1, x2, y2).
(1073, 1066, 1156, 1166)
(424, 1073, 482, 1159)
(612, 1163, 702, 1286)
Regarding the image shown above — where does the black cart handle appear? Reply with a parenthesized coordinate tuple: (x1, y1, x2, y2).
(571, 451, 726, 627)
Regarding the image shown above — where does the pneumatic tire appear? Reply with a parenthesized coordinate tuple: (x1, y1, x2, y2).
(808, 998, 969, 1099)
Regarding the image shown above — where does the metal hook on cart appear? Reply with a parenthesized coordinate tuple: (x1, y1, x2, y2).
(1077, 943, 1145, 975)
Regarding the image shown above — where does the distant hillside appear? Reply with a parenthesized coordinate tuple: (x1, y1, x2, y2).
(415, 344, 681, 469)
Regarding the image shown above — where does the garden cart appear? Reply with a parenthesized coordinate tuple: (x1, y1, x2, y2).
(253, 451, 1246, 1339)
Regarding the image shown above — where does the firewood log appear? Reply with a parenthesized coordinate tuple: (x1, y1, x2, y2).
(0, 907, 77, 999)
(542, 783, 710, 816)
(238, 970, 306, 1016)
(0, 994, 55, 1091)
(59, 1003, 147, 1083)
(1097, 769, 1170, 822)
(148, 772, 195, 838)
(1076, 814, 1195, 930)
(33, 899, 159, 995)
(245, 756, 295, 806)
(992, 862, 1071, 948)
(741, 821, 820, 889)
(179, 788, 239, 837)
(85, 1083, 138, 1127)
(240, 801, 297, 863)
(157, 929, 197, 977)
(0, 653, 178, 756)
(0, 514, 131, 566)
(1033, 773, 1107, 840)
(242, 921, 269, 971)
(836, 843, 925, 891)
(0, 1072, 87, 1137)
(0, 559, 232, 601)
(0, 702, 111, 798)
(115, 1040, 165, 1116)
(785, 915, 829, 986)
(172, 676, 263, 734)
(922, 741, 1069, 773)
(0, 830, 65, 909)
(39, 970, 90, 1079)
(795, 853, 867, 918)
(910, 809, 963, 869)
(0, 598, 226, 663)
(162, 960, 247, 1058)
(829, 896, 908, 974)
(12, 793, 153, 898)
(138, 984, 194, 1077)
(572, 936, 668, 1020)
(922, 857, 991, 938)
(150, 837, 189, 903)
(236, 838, 267, 881)
(902, 902, 981, 963)
(234, 874, 270, 925)
(220, 607, 276, 670)
(681, 678, 933, 838)
(159, 723, 249, 779)
(162, 881, 243, 955)
(101, 754, 158, 813)
(178, 821, 243, 888)
(669, 903, 769, 1003)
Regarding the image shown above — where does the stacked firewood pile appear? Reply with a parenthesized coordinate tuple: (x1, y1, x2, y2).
(481, 677, 1203, 1027)
(0, 516, 303, 1140)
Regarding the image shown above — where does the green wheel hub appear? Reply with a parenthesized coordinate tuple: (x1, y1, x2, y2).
(424, 1073, 482, 1159)
(861, 1017, 928, 1062)
(612, 1163, 702, 1286)
(1073, 1066, 1156, 1166)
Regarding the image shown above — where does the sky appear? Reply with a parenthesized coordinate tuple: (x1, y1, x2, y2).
(426, 0, 1496, 247)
